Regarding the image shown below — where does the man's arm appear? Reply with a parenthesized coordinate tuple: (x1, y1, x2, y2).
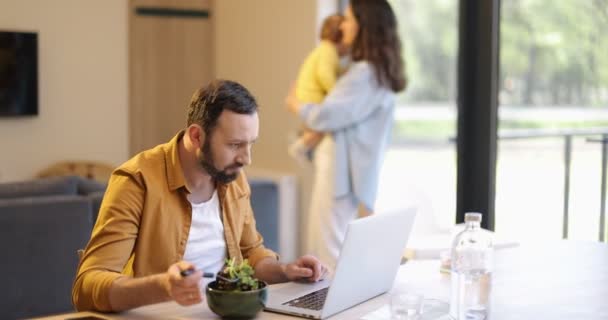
(72, 173, 144, 311)
(236, 174, 327, 284)
(108, 261, 203, 311)
(107, 274, 170, 311)
(72, 173, 203, 311)
(253, 255, 327, 284)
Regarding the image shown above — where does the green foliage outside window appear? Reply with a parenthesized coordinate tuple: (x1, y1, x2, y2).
(389, 0, 608, 107)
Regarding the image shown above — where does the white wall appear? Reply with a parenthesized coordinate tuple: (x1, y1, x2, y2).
(214, 0, 317, 174)
(0, 0, 128, 182)
(214, 0, 339, 255)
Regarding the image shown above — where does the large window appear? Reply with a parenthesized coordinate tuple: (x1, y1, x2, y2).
(497, 0, 608, 241)
(380, 0, 608, 243)
(378, 0, 458, 238)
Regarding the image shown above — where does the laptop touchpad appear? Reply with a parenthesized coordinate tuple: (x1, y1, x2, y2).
(268, 278, 331, 302)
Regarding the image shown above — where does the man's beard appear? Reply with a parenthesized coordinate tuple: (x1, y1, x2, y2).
(199, 138, 243, 184)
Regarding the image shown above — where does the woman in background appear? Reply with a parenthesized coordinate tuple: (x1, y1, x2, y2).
(287, 0, 407, 268)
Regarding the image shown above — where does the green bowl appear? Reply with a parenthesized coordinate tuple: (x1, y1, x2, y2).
(205, 280, 268, 319)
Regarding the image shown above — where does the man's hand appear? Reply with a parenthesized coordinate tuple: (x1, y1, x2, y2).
(284, 255, 329, 282)
(166, 261, 203, 306)
(285, 83, 303, 115)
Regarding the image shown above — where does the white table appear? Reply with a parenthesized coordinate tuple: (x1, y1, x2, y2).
(33, 241, 608, 320)
(33, 261, 445, 320)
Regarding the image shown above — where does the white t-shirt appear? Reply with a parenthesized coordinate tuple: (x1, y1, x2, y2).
(182, 190, 227, 285)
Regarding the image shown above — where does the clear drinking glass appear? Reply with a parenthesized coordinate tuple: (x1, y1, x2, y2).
(390, 292, 424, 320)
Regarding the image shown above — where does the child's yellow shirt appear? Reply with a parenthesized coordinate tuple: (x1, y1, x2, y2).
(295, 40, 340, 103)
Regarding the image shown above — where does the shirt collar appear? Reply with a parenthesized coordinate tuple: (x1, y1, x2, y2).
(164, 130, 249, 198)
(165, 130, 188, 192)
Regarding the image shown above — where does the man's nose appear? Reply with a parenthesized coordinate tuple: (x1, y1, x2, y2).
(238, 146, 252, 166)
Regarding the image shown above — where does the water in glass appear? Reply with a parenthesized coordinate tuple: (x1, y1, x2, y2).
(390, 292, 424, 320)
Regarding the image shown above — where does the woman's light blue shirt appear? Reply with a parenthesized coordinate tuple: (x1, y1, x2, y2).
(299, 61, 395, 210)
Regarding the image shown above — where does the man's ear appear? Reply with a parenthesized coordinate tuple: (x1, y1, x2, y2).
(186, 124, 205, 147)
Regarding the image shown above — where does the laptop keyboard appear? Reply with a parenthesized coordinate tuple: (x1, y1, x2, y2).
(282, 287, 329, 311)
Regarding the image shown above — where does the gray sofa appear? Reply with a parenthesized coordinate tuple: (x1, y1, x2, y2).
(0, 175, 280, 319)
(0, 176, 106, 320)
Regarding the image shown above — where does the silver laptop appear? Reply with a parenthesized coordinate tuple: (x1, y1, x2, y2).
(264, 208, 416, 319)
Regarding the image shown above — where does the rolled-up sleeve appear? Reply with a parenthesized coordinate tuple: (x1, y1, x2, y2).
(71, 172, 144, 311)
(239, 197, 279, 267)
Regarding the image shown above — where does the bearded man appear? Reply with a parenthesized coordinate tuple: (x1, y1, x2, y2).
(72, 80, 327, 312)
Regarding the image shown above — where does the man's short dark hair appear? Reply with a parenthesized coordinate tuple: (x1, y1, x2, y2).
(186, 80, 258, 135)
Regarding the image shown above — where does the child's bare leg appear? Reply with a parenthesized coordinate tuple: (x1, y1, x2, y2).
(300, 130, 324, 150)
(288, 129, 320, 165)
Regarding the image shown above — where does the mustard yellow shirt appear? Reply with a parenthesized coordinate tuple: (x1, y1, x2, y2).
(296, 40, 341, 103)
(72, 131, 277, 312)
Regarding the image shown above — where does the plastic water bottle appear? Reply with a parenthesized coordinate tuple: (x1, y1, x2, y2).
(449, 212, 493, 320)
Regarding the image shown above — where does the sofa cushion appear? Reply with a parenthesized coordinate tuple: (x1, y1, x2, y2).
(75, 176, 107, 195)
(0, 195, 93, 319)
(0, 176, 78, 199)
